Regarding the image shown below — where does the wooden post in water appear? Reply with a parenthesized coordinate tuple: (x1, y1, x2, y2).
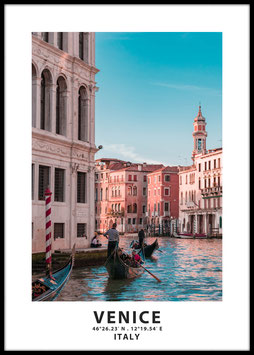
(45, 187, 52, 277)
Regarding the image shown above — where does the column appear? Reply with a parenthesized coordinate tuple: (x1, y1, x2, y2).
(50, 83, 57, 134)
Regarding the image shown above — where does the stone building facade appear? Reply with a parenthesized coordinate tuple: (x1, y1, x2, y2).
(179, 106, 223, 236)
(32, 32, 99, 253)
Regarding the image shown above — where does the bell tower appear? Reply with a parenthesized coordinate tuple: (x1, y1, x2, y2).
(192, 105, 207, 161)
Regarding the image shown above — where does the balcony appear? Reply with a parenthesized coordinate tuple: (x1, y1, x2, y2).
(201, 186, 222, 196)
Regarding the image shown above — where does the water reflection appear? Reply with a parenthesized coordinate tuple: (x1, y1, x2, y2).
(53, 236, 222, 302)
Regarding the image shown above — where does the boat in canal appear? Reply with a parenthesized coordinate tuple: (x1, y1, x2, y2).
(172, 232, 208, 239)
(131, 238, 159, 257)
(105, 246, 145, 280)
(32, 244, 75, 301)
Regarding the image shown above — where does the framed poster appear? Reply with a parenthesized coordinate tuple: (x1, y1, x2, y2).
(5, 4, 249, 351)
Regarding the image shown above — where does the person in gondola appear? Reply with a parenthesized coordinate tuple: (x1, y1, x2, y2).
(103, 223, 119, 257)
(90, 232, 102, 248)
(138, 228, 145, 248)
(131, 250, 143, 267)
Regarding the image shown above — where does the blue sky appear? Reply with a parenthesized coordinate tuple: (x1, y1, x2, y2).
(94, 32, 222, 166)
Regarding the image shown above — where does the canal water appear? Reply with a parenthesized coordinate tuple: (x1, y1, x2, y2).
(55, 235, 222, 302)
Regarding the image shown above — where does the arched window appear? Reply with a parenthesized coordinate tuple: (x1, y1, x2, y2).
(32, 64, 37, 128)
(40, 69, 52, 131)
(128, 186, 132, 195)
(78, 86, 88, 142)
(133, 203, 137, 213)
(56, 76, 67, 136)
(133, 186, 137, 196)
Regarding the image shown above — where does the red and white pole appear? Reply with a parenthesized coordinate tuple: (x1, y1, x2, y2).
(45, 187, 52, 276)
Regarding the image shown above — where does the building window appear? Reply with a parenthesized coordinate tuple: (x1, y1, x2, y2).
(142, 205, 146, 213)
(57, 32, 63, 50)
(54, 168, 65, 202)
(208, 161, 211, 170)
(54, 223, 64, 239)
(77, 223, 87, 238)
(143, 175, 147, 182)
(218, 158, 221, 168)
(165, 202, 169, 212)
(133, 186, 137, 196)
(77, 172, 86, 203)
(199, 178, 201, 189)
(40, 69, 52, 131)
(139, 218, 142, 225)
(180, 176, 182, 185)
(132, 218, 136, 225)
(32, 64, 37, 128)
(133, 203, 137, 213)
(38, 165, 50, 200)
(199, 163, 201, 172)
(205, 162, 207, 171)
(133, 175, 137, 181)
(78, 32, 89, 63)
(128, 175, 132, 181)
(165, 175, 170, 182)
(214, 159, 217, 169)
(56, 76, 67, 136)
(42, 32, 49, 42)
(78, 86, 88, 142)
(143, 187, 146, 196)
(127, 205, 132, 213)
(164, 188, 169, 196)
(32, 164, 34, 200)
(128, 218, 131, 225)
(79, 32, 84, 60)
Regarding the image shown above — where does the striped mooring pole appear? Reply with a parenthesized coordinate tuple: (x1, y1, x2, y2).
(45, 187, 52, 277)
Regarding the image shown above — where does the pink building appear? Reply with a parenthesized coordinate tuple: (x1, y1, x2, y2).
(95, 159, 163, 233)
(147, 166, 179, 230)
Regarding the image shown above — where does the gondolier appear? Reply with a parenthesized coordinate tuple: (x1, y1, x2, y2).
(103, 223, 119, 257)
(138, 228, 145, 248)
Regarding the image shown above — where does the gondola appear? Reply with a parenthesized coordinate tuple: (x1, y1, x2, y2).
(172, 231, 208, 239)
(105, 245, 145, 280)
(131, 238, 159, 257)
(32, 244, 75, 301)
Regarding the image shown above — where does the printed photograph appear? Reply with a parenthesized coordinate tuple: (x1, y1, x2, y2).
(31, 32, 223, 302)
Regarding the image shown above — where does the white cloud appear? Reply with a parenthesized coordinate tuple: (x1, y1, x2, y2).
(152, 81, 222, 96)
(98, 143, 168, 165)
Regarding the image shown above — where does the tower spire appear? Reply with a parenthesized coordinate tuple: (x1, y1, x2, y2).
(192, 105, 207, 161)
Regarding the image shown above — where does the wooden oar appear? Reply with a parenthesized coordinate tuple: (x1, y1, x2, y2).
(137, 262, 162, 283)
